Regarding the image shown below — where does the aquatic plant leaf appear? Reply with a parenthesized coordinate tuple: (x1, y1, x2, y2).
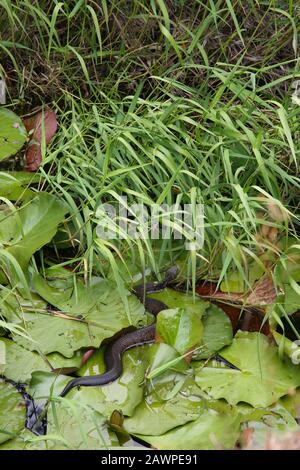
(0, 380, 26, 444)
(194, 332, 300, 407)
(0, 108, 27, 161)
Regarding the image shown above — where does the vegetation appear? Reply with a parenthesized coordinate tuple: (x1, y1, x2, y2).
(0, 0, 299, 450)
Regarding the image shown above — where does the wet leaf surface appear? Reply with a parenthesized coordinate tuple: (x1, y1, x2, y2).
(0, 192, 67, 273)
(0, 108, 27, 161)
(0, 380, 26, 444)
(194, 332, 300, 407)
(134, 406, 242, 450)
(156, 307, 203, 355)
(193, 304, 233, 359)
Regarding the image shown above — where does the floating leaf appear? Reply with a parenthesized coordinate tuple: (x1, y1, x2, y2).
(134, 406, 241, 450)
(148, 287, 209, 316)
(283, 283, 300, 315)
(0, 108, 27, 161)
(65, 347, 150, 417)
(193, 304, 233, 360)
(24, 109, 57, 172)
(125, 378, 204, 436)
(46, 399, 118, 449)
(0, 192, 68, 273)
(194, 332, 300, 407)
(0, 429, 47, 450)
(146, 342, 188, 380)
(0, 338, 81, 383)
(0, 171, 40, 200)
(0, 380, 26, 444)
(14, 272, 145, 357)
(156, 307, 203, 355)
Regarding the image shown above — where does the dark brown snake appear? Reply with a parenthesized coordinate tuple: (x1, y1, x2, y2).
(60, 266, 237, 397)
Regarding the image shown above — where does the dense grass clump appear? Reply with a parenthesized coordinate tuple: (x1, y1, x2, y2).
(0, 0, 299, 288)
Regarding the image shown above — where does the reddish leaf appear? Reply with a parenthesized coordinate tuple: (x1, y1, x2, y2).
(246, 274, 278, 306)
(196, 281, 270, 335)
(23, 109, 57, 171)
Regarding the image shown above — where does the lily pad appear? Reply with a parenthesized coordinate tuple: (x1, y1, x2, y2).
(0, 380, 26, 444)
(0, 171, 39, 200)
(146, 342, 189, 381)
(0, 338, 81, 383)
(135, 406, 242, 450)
(0, 429, 47, 450)
(194, 332, 300, 407)
(156, 308, 203, 355)
(0, 108, 27, 161)
(46, 399, 119, 449)
(66, 347, 150, 417)
(148, 287, 209, 316)
(283, 283, 300, 315)
(14, 273, 145, 357)
(0, 192, 68, 273)
(124, 378, 204, 435)
(193, 304, 233, 359)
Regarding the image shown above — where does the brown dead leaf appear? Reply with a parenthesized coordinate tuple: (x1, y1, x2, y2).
(23, 109, 57, 171)
(246, 274, 278, 306)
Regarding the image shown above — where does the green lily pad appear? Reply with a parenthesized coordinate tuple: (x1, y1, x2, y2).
(148, 287, 209, 316)
(193, 304, 233, 359)
(0, 338, 81, 383)
(0, 108, 27, 161)
(135, 406, 242, 450)
(0, 171, 40, 200)
(0, 380, 26, 444)
(0, 429, 47, 450)
(156, 307, 203, 355)
(283, 283, 300, 315)
(0, 338, 49, 382)
(124, 378, 204, 436)
(46, 399, 119, 449)
(146, 342, 189, 381)
(220, 262, 265, 293)
(29, 371, 71, 401)
(65, 347, 150, 417)
(14, 272, 145, 357)
(0, 192, 68, 274)
(194, 332, 300, 407)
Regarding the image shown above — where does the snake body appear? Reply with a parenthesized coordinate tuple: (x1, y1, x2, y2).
(60, 267, 178, 397)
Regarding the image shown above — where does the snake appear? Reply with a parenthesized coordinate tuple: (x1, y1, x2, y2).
(60, 265, 238, 397)
(59, 266, 179, 397)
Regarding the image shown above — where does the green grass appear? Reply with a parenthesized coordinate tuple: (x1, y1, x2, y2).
(0, 0, 300, 451)
(0, 0, 299, 293)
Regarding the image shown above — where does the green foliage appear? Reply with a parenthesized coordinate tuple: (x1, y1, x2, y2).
(193, 304, 233, 360)
(0, 109, 27, 161)
(195, 332, 300, 407)
(156, 307, 203, 355)
(0, 380, 26, 444)
(0, 0, 299, 451)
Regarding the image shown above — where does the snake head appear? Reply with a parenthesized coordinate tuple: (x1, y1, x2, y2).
(164, 265, 179, 284)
